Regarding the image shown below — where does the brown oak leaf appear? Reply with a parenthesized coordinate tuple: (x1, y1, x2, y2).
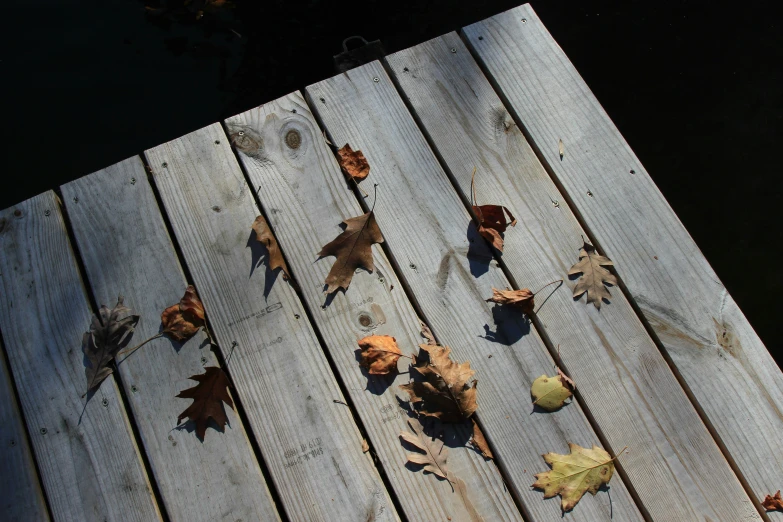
(252, 215, 291, 280)
(420, 321, 437, 346)
(83, 296, 140, 393)
(763, 491, 783, 511)
(358, 334, 405, 374)
(162, 286, 206, 342)
(400, 344, 477, 423)
(470, 419, 493, 459)
(400, 417, 450, 481)
(486, 287, 535, 314)
(318, 211, 383, 294)
(337, 144, 370, 182)
(568, 241, 617, 309)
(176, 366, 234, 440)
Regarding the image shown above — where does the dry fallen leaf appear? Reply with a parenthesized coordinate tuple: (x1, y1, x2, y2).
(558, 138, 564, 160)
(361, 439, 370, 453)
(400, 344, 477, 423)
(177, 366, 234, 440)
(337, 144, 370, 182)
(83, 296, 140, 393)
(533, 443, 617, 512)
(252, 215, 290, 280)
(486, 287, 535, 314)
(358, 335, 405, 375)
(471, 169, 516, 252)
(400, 417, 450, 481)
(318, 212, 383, 294)
(763, 491, 783, 511)
(162, 285, 206, 342)
(420, 321, 437, 346)
(568, 241, 617, 309)
(556, 366, 576, 391)
(531, 375, 572, 411)
(470, 419, 493, 459)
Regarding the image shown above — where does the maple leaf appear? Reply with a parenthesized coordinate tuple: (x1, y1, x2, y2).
(336, 144, 370, 182)
(763, 491, 783, 511)
(176, 366, 234, 440)
(568, 241, 617, 309)
(161, 285, 206, 342)
(252, 215, 291, 280)
(318, 211, 383, 294)
(83, 296, 140, 393)
(400, 344, 477, 423)
(470, 169, 516, 252)
(486, 287, 535, 314)
(400, 417, 450, 481)
(357, 334, 407, 374)
(531, 374, 572, 411)
(533, 443, 618, 512)
(470, 419, 493, 459)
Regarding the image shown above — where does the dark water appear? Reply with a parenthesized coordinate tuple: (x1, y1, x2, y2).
(3, 0, 781, 363)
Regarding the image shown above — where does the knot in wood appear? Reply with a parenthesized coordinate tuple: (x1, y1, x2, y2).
(358, 314, 373, 327)
(285, 129, 302, 149)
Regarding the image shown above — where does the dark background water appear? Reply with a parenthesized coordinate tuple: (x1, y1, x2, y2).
(3, 0, 781, 364)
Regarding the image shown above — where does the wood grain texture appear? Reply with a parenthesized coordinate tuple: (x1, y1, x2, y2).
(145, 124, 398, 522)
(0, 340, 50, 522)
(61, 157, 281, 522)
(0, 192, 161, 522)
(386, 33, 760, 521)
(226, 92, 522, 522)
(463, 4, 782, 516)
(306, 63, 643, 522)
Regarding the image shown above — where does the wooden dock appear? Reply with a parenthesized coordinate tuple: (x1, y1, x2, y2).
(1, 4, 780, 521)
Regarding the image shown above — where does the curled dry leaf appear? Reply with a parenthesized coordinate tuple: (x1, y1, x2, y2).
(568, 241, 617, 309)
(318, 212, 383, 294)
(361, 439, 370, 453)
(533, 443, 617, 512)
(763, 491, 783, 511)
(471, 169, 516, 252)
(162, 285, 206, 342)
(531, 375, 572, 411)
(420, 321, 437, 346)
(556, 366, 576, 390)
(358, 334, 404, 375)
(486, 287, 535, 314)
(83, 296, 140, 393)
(252, 215, 291, 280)
(470, 419, 493, 460)
(400, 344, 477, 423)
(176, 366, 234, 440)
(400, 417, 450, 481)
(336, 144, 370, 182)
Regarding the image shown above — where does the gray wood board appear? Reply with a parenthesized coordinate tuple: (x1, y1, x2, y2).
(226, 91, 522, 522)
(61, 157, 281, 522)
(0, 192, 161, 521)
(463, 4, 783, 514)
(145, 124, 399, 522)
(306, 63, 643, 521)
(386, 33, 760, 521)
(0, 339, 49, 521)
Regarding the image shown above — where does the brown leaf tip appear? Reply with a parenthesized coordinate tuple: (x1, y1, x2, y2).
(763, 490, 783, 511)
(358, 335, 404, 375)
(337, 144, 370, 181)
(176, 366, 234, 440)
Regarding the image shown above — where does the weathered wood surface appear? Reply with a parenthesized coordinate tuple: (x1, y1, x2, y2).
(61, 157, 281, 522)
(0, 340, 49, 521)
(306, 63, 643, 521)
(463, 4, 783, 514)
(226, 92, 522, 522)
(386, 33, 761, 521)
(145, 124, 398, 522)
(0, 192, 161, 522)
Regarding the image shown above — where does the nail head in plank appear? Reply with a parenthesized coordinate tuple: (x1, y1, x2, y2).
(145, 124, 399, 522)
(387, 32, 760, 521)
(306, 63, 643, 521)
(0, 192, 161, 521)
(61, 157, 281, 522)
(464, 4, 783, 512)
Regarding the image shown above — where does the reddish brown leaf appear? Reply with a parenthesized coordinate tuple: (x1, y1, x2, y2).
(486, 287, 535, 314)
(556, 366, 576, 390)
(470, 419, 493, 459)
(252, 215, 291, 280)
(763, 491, 783, 511)
(176, 366, 234, 440)
(473, 204, 517, 252)
(83, 296, 140, 393)
(337, 144, 370, 181)
(358, 335, 404, 374)
(318, 212, 383, 294)
(161, 286, 206, 342)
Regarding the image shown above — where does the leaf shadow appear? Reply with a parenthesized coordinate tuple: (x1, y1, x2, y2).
(246, 229, 279, 299)
(466, 221, 494, 278)
(353, 347, 395, 395)
(481, 304, 531, 345)
(172, 417, 230, 442)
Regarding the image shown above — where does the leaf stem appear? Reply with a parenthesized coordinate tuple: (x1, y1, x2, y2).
(532, 279, 563, 296)
(116, 332, 164, 359)
(610, 446, 629, 461)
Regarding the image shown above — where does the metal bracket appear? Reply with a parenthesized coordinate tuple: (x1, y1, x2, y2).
(333, 36, 386, 73)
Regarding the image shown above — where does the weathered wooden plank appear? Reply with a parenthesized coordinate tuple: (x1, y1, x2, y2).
(0, 339, 50, 521)
(386, 33, 761, 521)
(145, 124, 399, 522)
(463, 4, 783, 514)
(306, 63, 643, 521)
(226, 92, 522, 522)
(0, 192, 161, 522)
(61, 157, 281, 522)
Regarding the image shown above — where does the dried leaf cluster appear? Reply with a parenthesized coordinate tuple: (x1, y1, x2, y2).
(763, 491, 783, 511)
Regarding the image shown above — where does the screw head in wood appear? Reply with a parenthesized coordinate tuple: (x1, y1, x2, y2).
(587, 190, 594, 197)
(40, 428, 47, 435)
(162, 162, 168, 168)
(451, 48, 457, 53)
(215, 140, 220, 145)
(73, 197, 79, 203)
(200, 356, 207, 364)
(44, 209, 50, 216)
(131, 385, 138, 393)
(13, 209, 22, 217)
(521, 18, 527, 23)
(373, 77, 380, 82)
(238, 131, 245, 136)
(102, 398, 108, 407)
(630, 169, 636, 174)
